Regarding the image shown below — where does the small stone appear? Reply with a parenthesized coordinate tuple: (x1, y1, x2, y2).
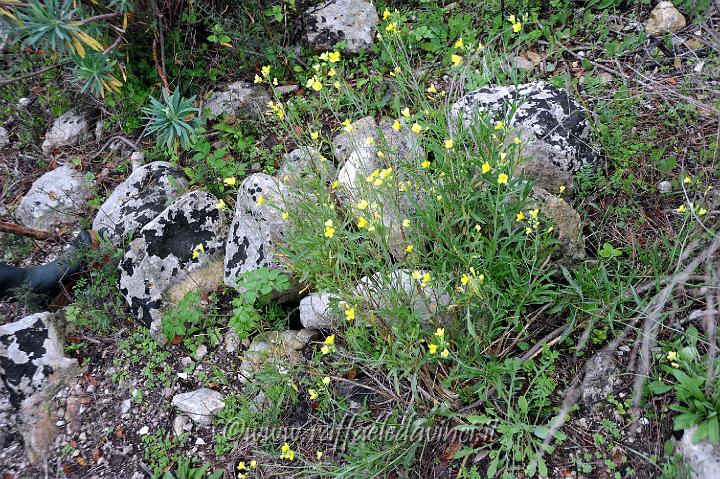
(581, 353, 616, 405)
(137, 426, 149, 435)
(203, 81, 270, 119)
(171, 388, 225, 426)
(65, 396, 81, 435)
(658, 180, 672, 193)
(644, 2, 686, 37)
(195, 437, 206, 445)
(172, 415, 190, 436)
(299, 292, 340, 329)
(194, 345, 208, 360)
(514, 55, 535, 71)
(41, 110, 92, 153)
(78, 432, 87, 442)
(18, 97, 31, 107)
(120, 399, 131, 414)
(224, 330, 240, 353)
(0, 126, 8, 149)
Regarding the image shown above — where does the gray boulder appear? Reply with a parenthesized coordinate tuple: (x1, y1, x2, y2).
(118, 190, 227, 341)
(41, 110, 91, 153)
(238, 330, 316, 383)
(530, 186, 586, 264)
(203, 81, 270, 119)
(171, 388, 225, 426)
(677, 426, 720, 478)
(224, 173, 291, 289)
(450, 82, 597, 193)
(0, 312, 79, 466)
(303, 0, 379, 53)
(15, 165, 92, 233)
(278, 147, 336, 187)
(93, 161, 188, 244)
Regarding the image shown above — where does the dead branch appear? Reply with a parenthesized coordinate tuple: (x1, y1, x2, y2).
(0, 220, 55, 241)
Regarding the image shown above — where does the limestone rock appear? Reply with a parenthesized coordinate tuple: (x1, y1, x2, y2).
(278, 147, 336, 187)
(224, 173, 290, 289)
(0, 312, 79, 466)
(0, 125, 8, 149)
(238, 330, 316, 383)
(15, 165, 92, 233)
(303, 0, 379, 54)
(118, 190, 227, 341)
(677, 426, 720, 478)
(355, 269, 451, 326)
(299, 292, 340, 329)
(171, 388, 225, 426)
(530, 186, 586, 264)
(450, 82, 597, 193)
(645, 2, 686, 37)
(580, 353, 616, 405)
(93, 161, 189, 244)
(203, 81, 270, 119)
(41, 110, 92, 153)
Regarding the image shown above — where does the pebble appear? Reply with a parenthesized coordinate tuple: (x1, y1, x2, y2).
(120, 399, 131, 414)
(195, 437, 206, 445)
(180, 357, 194, 369)
(658, 180, 672, 193)
(137, 426, 149, 435)
(194, 344, 208, 360)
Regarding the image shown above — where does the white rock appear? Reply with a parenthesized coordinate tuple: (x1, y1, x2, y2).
(644, 2, 686, 37)
(677, 426, 720, 478)
(172, 415, 190, 436)
(41, 110, 91, 153)
(15, 165, 92, 233)
(171, 388, 225, 426)
(299, 292, 340, 329)
(203, 81, 270, 119)
(303, 0, 379, 53)
(194, 344, 208, 360)
(0, 126, 8, 149)
(137, 425, 149, 435)
(658, 180, 672, 193)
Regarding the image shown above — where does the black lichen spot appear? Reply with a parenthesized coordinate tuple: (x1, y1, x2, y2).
(228, 235, 250, 271)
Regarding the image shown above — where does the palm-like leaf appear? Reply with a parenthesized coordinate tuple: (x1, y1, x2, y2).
(143, 89, 199, 151)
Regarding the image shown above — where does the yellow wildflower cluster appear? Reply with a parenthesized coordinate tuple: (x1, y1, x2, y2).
(191, 243, 204, 260)
(280, 443, 295, 461)
(224, 177, 237, 186)
(509, 14, 523, 33)
(215, 199, 227, 210)
(366, 167, 394, 187)
(254, 64, 278, 85)
(676, 201, 708, 216)
(320, 335, 335, 355)
(516, 208, 540, 234)
(427, 328, 450, 358)
(306, 76, 323, 91)
(323, 219, 335, 238)
(457, 267, 485, 294)
(267, 101, 285, 120)
(237, 459, 257, 478)
(355, 199, 381, 232)
(412, 270, 431, 288)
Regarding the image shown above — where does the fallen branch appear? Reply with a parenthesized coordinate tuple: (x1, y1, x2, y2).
(0, 220, 54, 241)
(0, 61, 71, 87)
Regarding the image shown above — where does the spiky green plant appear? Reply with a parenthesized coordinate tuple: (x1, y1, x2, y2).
(71, 52, 122, 98)
(15, 0, 103, 56)
(143, 88, 199, 151)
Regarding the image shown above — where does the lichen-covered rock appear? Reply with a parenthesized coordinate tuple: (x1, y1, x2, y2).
(93, 161, 189, 244)
(171, 388, 225, 426)
(202, 81, 270, 119)
(530, 186, 586, 264)
(41, 110, 91, 153)
(238, 330, 316, 383)
(224, 173, 291, 288)
(355, 269, 451, 326)
(299, 292, 340, 329)
(580, 353, 616, 405)
(303, 0, 379, 54)
(332, 116, 377, 162)
(0, 312, 79, 466)
(450, 82, 596, 192)
(278, 147, 336, 187)
(118, 191, 227, 340)
(15, 165, 92, 233)
(644, 1, 686, 37)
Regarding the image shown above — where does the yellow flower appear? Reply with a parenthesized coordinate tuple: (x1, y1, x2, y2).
(392, 119, 402, 131)
(461, 274, 469, 286)
(474, 224, 482, 232)
(357, 216, 368, 228)
(476, 42, 484, 51)
(215, 199, 226, 210)
(698, 207, 708, 216)
(328, 51, 341, 63)
(280, 443, 295, 461)
(250, 460, 256, 469)
(367, 226, 375, 232)
(454, 37, 463, 49)
(334, 81, 341, 89)
(273, 77, 278, 86)
(411, 123, 423, 134)
(494, 120, 504, 130)
(500, 152, 507, 161)
(383, 8, 391, 20)
(309, 78, 323, 91)
(421, 272, 431, 286)
(377, 151, 385, 158)
(320, 345, 330, 355)
(481, 162, 491, 174)
(435, 328, 444, 338)
(331, 180, 339, 189)
(380, 167, 393, 179)
(224, 177, 237, 186)
(676, 204, 686, 213)
(402, 218, 411, 228)
(405, 244, 414, 253)
(428, 343, 438, 354)
(344, 308, 355, 321)
(256, 194, 264, 206)
(451, 54, 463, 66)
(342, 119, 353, 133)
(516, 211, 525, 221)
(497, 173, 509, 185)
(412, 270, 422, 280)
(525, 227, 533, 234)
(440, 348, 450, 358)
(385, 22, 398, 33)
(324, 335, 335, 346)
(399, 107, 411, 118)
(191, 243, 204, 259)
(261, 65, 271, 77)
(421, 160, 431, 169)
(513, 137, 521, 145)
(529, 209, 539, 219)
(308, 388, 318, 400)
(281, 212, 289, 219)
(427, 84, 438, 94)
(667, 351, 678, 362)
(322, 376, 331, 385)
(357, 199, 369, 210)
(254, 74, 263, 84)
(684, 175, 693, 184)
(311, 130, 320, 140)
(316, 451, 323, 461)
(513, 21, 522, 33)
(444, 138, 454, 149)
(324, 219, 335, 238)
